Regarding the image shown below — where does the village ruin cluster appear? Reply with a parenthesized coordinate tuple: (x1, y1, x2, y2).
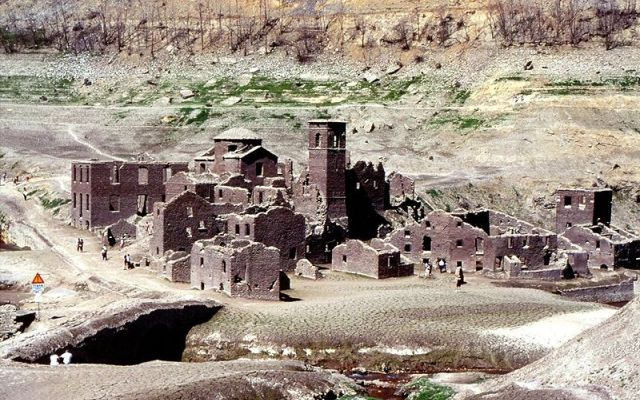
(69, 121, 640, 300)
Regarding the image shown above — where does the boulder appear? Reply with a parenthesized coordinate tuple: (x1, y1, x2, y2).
(179, 89, 195, 99)
(221, 96, 242, 106)
(362, 71, 380, 84)
(385, 62, 403, 75)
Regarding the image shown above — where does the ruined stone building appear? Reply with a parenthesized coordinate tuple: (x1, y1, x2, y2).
(71, 160, 188, 230)
(191, 238, 281, 300)
(555, 188, 613, 232)
(165, 171, 218, 202)
(331, 239, 413, 279)
(385, 209, 565, 277)
(387, 172, 416, 207)
(150, 191, 220, 257)
(556, 188, 640, 270)
(193, 128, 278, 189)
(346, 161, 388, 239)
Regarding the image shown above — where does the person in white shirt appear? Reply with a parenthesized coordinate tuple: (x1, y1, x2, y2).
(61, 350, 72, 365)
(49, 354, 59, 366)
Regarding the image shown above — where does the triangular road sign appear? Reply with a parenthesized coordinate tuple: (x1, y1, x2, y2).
(32, 273, 45, 285)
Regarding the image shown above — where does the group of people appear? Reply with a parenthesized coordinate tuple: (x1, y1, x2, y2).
(123, 253, 134, 270)
(423, 258, 466, 289)
(49, 350, 72, 366)
(76, 238, 84, 252)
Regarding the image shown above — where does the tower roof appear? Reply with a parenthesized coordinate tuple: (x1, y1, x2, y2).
(214, 128, 262, 141)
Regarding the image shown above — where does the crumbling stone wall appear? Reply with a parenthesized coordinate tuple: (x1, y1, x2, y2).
(105, 219, 137, 241)
(387, 210, 487, 273)
(165, 172, 218, 202)
(483, 233, 557, 272)
(331, 239, 413, 279)
(387, 172, 415, 207)
(305, 221, 347, 265)
(191, 239, 280, 300)
(294, 258, 321, 280)
(555, 188, 612, 233)
(252, 185, 288, 207)
(151, 250, 191, 283)
(347, 161, 386, 212)
(150, 191, 219, 257)
(71, 161, 188, 230)
(222, 207, 306, 271)
(562, 224, 640, 269)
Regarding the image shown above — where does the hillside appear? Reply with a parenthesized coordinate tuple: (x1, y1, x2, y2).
(466, 296, 640, 399)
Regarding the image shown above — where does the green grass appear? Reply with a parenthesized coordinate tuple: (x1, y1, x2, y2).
(0, 75, 83, 104)
(429, 112, 485, 131)
(171, 107, 211, 126)
(496, 76, 527, 82)
(450, 88, 471, 104)
(403, 378, 455, 400)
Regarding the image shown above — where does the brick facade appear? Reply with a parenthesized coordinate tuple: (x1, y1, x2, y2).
(331, 239, 413, 279)
(151, 191, 219, 256)
(71, 160, 188, 230)
(555, 188, 612, 233)
(191, 238, 281, 300)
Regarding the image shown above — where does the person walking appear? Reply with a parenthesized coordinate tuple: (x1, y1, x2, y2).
(76, 238, 82, 252)
(120, 235, 126, 250)
(101, 245, 108, 261)
(455, 264, 464, 289)
(79, 238, 84, 252)
(123, 254, 129, 270)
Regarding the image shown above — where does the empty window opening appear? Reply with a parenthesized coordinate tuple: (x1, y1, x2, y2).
(373, 181, 378, 189)
(218, 283, 223, 291)
(73, 167, 76, 182)
(228, 145, 237, 152)
(79, 194, 83, 217)
(201, 282, 205, 290)
(156, 247, 159, 255)
(507, 237, 513, 248)
(218, 189, 223, 199)
(476, 261, 483, 271)
(258, 192, 264, 203)
(387, 257, 392, 268)
(184, 185, 188, 191)
(566, 222, 572, 228)
(222, 260, 226, 273)
(543, 252, 551, 266)
(404, 229, 411, 238)
(596, 240, 601, 249)
(342, 255, 347, 263)
(161, 194, 166, 202)
(245, 224, 251, 236)
(200, 257, 204, 267)
(289, 247, 297, 259)
(423, 236, 432, 251)
(475, 238, 484, 254)
(85, 166, 89, 182)
(109, 195, 120, 212)
(137, 194, 148, 216)
(425, 221, 431, 228)
(457, 221, 462, 227)
(564, 196, 572, 207)
(186, 207, 194, 218)
(200, 163, 206, 173)
(112, 165, 120, 184)
(163, 167, 172, 182)
(256, 162, 263, 177)
(198, 221, 207, 232)
(185, 227, 192, 238)
(456, 239, 463, 248)
(525, 236, 531, 248)
(580, 195, 586, 204)
(404, 243, 412, 252)
(235, 224, 240, 234)
(315, 133, 321, 148)
(356, 182, 361, 190)
(138, 167, 149, 185)
(73, 193, 77, 208)
(332, 134, 338, 148)
(457, 261, 463, 268)
(85, 194, 89, 211)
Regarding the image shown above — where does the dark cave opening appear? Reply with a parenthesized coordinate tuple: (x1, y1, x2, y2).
(24, 304, 219, 365)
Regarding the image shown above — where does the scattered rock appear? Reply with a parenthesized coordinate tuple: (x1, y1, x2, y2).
(204, 78, 218, 88)
(179, 89, 195, 99)
(161, 115, 177, 124)
(249, 67, 260, 74)
(83, 78, 92, 86)
(146, 79, 157, 86)
(237, 74, 253, 86)
(524, 61, 534, 70)
(362, 71, 380, 84)
(385, 62, 403, 75)
(155, 97, 172, 106)
(435, 62, 442, 69)
(346, 81, 358, 88)
(221, 96, 242, 106)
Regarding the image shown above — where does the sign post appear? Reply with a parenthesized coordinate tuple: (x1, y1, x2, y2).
(31, 273, 45, 320)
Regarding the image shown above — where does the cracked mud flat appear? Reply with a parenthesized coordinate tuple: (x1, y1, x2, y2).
(184, 271, 616, 372)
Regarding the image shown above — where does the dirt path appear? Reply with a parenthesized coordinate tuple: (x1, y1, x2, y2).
(65, 126, 126, 162)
